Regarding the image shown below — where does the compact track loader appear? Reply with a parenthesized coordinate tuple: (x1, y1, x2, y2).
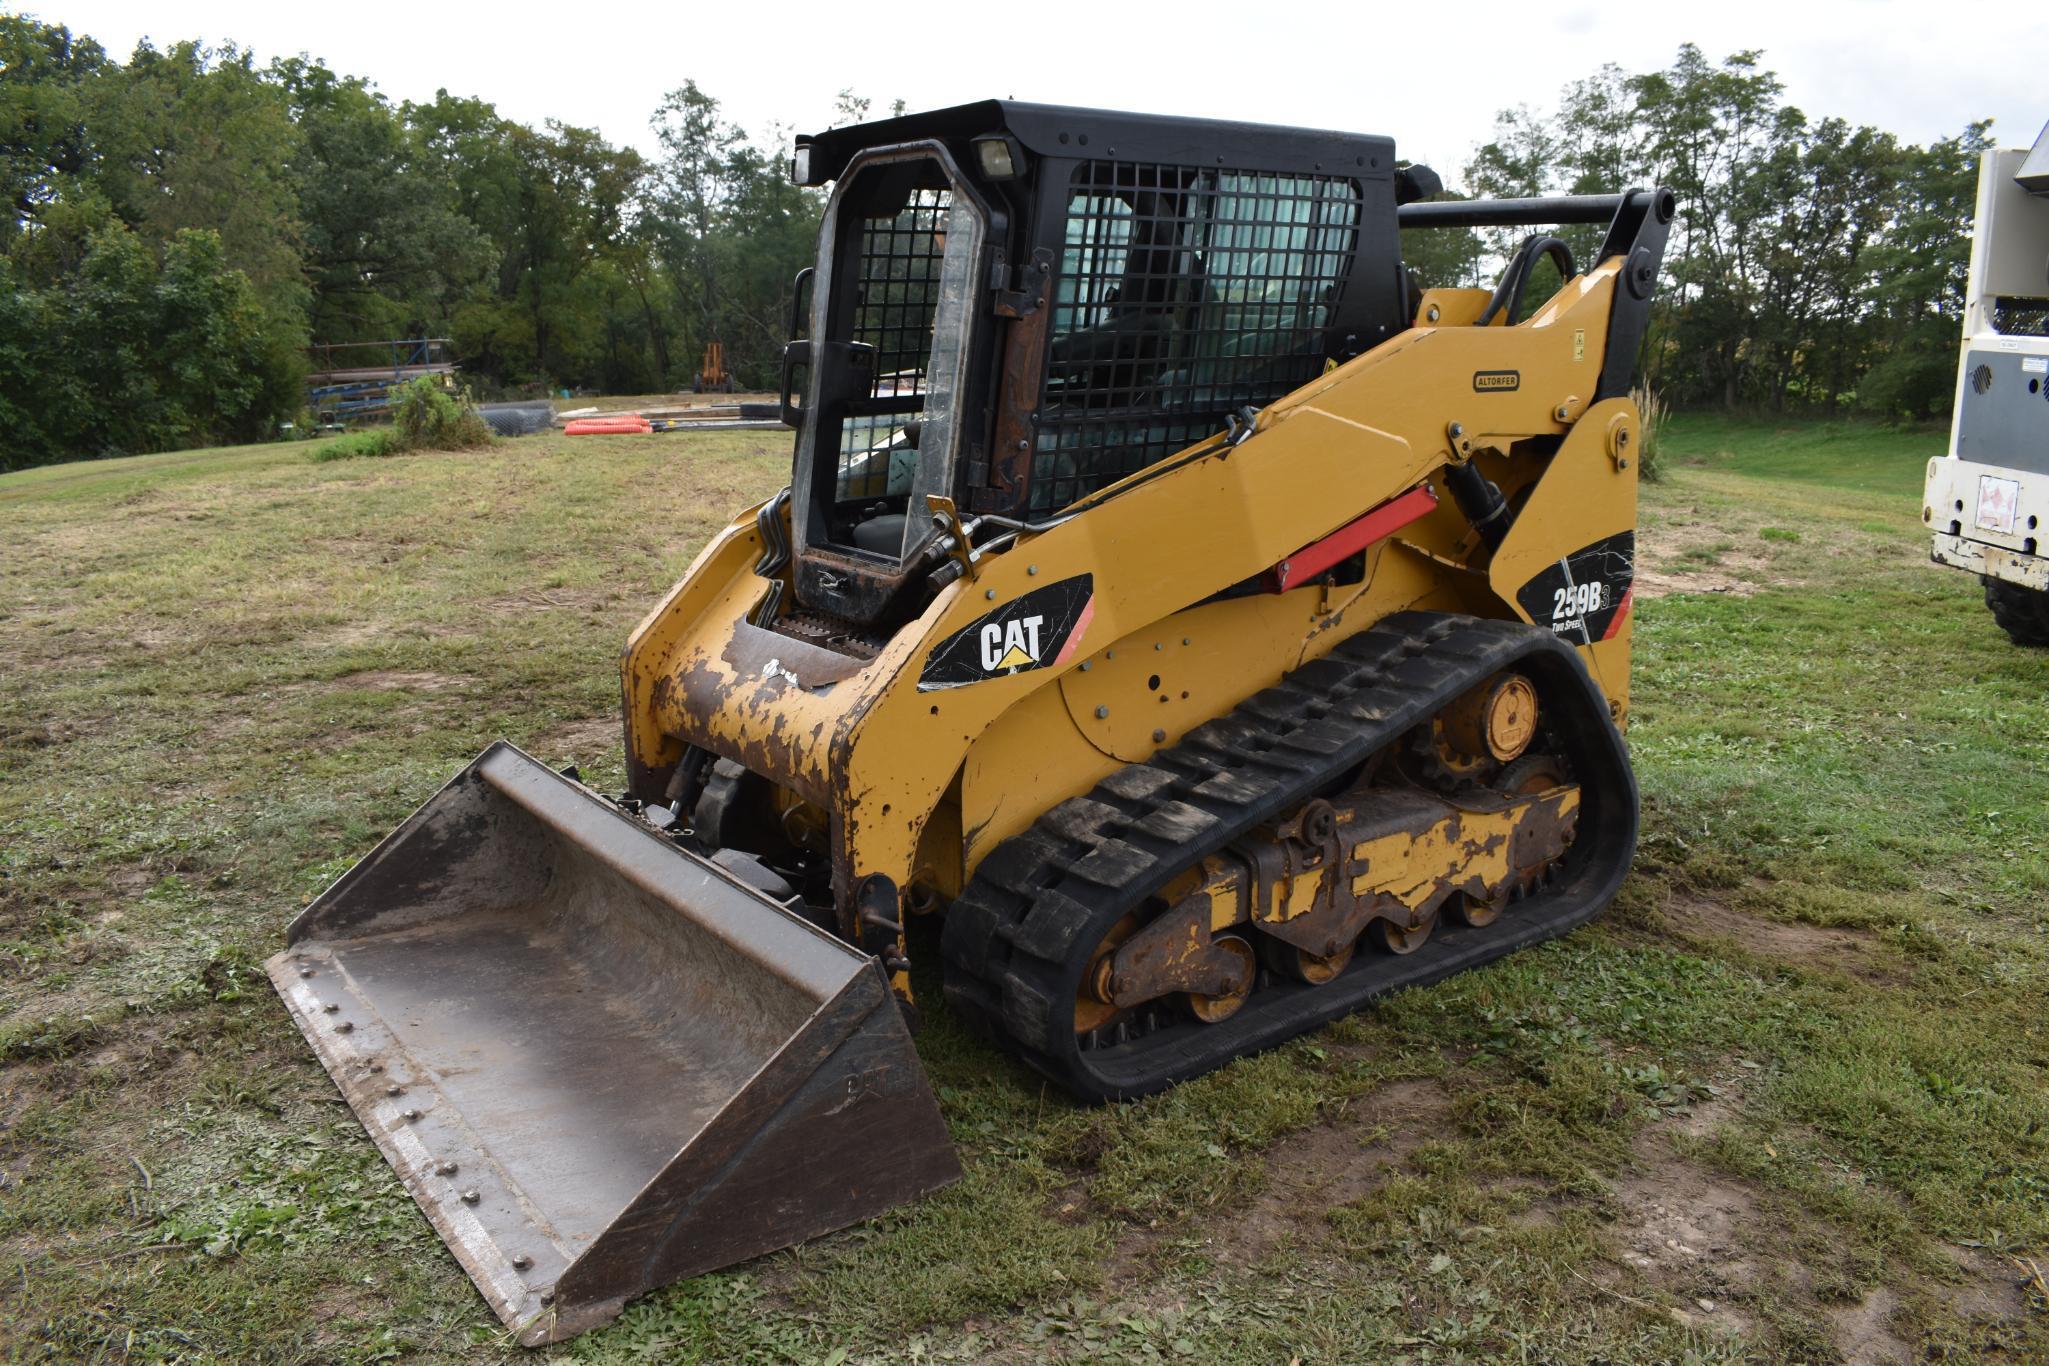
(267, 101, 1673, 1343)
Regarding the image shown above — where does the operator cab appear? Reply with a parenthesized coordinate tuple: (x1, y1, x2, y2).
(781, 101, 1435, 629)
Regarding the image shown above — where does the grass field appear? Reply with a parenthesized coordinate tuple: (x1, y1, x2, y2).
(2, 414, 2044, 1362)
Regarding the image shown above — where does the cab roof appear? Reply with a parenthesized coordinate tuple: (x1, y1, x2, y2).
(794, 99, 1396, 187)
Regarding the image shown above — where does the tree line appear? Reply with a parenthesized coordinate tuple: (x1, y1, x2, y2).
(0, 21, 2000, 469)
(1409, 44, 1988, 419)
(1, 17, 842, 467)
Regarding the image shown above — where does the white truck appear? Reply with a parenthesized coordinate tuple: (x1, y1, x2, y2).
(1926, 122, 2049, 644)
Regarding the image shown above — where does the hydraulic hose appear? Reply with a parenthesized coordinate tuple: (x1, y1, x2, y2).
(1477, 235, 1579, 328)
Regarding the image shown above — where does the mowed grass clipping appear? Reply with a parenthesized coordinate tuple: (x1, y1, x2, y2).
(1, 416, 2044, 1362)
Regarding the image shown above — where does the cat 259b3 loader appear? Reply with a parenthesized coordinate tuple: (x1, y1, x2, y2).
(265, 101, 1673, 1343)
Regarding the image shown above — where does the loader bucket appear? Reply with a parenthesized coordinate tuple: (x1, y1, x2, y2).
(265, 741, 960, 1345)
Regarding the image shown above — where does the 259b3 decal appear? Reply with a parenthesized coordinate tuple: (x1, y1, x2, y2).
(1515, 531, 1634, 646)
(1550, 580, 1611, 622)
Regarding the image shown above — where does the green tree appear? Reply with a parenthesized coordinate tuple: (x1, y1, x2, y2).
(1858, 123, 1990, 419)
(272, 58, 491, 341)
(508, 121, 644, 384)
(0, 222, 296, 467)
(1458, 43, 1989, 417)
(155, 228, 303, 442)
(710, 136, 823, 370)
(408, 94, 646, 388)
(650, 80, 747, 369)
(643, 84, 821, 387)
(85, 41, 308, 321)
(0, 16, 106, 238)
(0, 254, 68, 459)
(1746, 117, 1902, 410)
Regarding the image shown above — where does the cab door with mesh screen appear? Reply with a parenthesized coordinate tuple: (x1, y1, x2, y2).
(1028, 164, 1362, 513)
(794, 147, 988, 564)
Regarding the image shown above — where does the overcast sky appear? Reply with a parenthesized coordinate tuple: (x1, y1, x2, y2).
(22, 1, 2049, 176)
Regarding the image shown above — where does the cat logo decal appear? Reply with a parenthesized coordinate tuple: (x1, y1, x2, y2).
(919, 575, 1095, 691)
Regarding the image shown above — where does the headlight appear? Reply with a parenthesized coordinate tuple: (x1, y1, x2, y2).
(973, 135, 1022, 182)
(791, 145, 812, 184)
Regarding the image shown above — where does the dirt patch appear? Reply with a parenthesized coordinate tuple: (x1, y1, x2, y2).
(306, 621, 386, 649)
(325, 670, 464, 693)
(1102, 1078, 1455, 1287)
(1601, 1072, 1773, 1343)
(302, 1284, 387, 1329)
(306, 616, 470, 647)
(1610, 1154, 1763, 1340)
(1602, 1080, 2022, 1361)
(1636, 513, 1776, 599)
(1941, 1244, 2034, 1322)
(1267, 1080, 1447, 1200)
(1829, 1285, 1912, 1364)
(197, 712, 255, 746)
(1660, 892, 1895, 982)
(1670, 1089, 1744, 1141)
(1612, 1160, 1760, 1285)
(527, 715, 621, 765)
(480, 587, 619, 617)
(1223, 1078, 1451, 1262)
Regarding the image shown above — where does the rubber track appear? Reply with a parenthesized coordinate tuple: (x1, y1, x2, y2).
(940, 611, 1640, 1103)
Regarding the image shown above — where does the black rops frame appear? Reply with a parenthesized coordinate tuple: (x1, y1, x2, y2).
(793, 102, 1409, 528)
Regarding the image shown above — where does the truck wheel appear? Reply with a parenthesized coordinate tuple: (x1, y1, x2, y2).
(1983, 577, 2049, 647)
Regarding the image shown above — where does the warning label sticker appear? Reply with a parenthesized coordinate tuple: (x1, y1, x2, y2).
(1977, 476, 2020, 534)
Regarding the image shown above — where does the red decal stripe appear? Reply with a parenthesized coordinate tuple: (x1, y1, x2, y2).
(1052, 595, 1096, 668)
(1600, 585, 1633, 640)
(1265, 484, 1439, 593)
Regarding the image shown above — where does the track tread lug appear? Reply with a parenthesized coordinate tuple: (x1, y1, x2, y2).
(1000, 974, 1055, 1049)
(940, 901, 1006, 965)
(1097, 764, 1181, 803)
(1285, 656, 1357, 690)
(1038, 798, 1122, 845)
(1275, 721, 1351, 757)
(1187, 769, 1272, 807)
(1008, 888, 1101, 959)
(971, 834, 1069, 890)
(1069, 839, 1156, 888)
(1128, 799, 1226, 844)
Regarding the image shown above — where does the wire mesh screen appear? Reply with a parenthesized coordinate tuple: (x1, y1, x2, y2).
(1993, 297, 2049, 338)
(835, 185, 952, 503)
(836, 420, 916, 500)
(1025, 163, 1362, 513)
